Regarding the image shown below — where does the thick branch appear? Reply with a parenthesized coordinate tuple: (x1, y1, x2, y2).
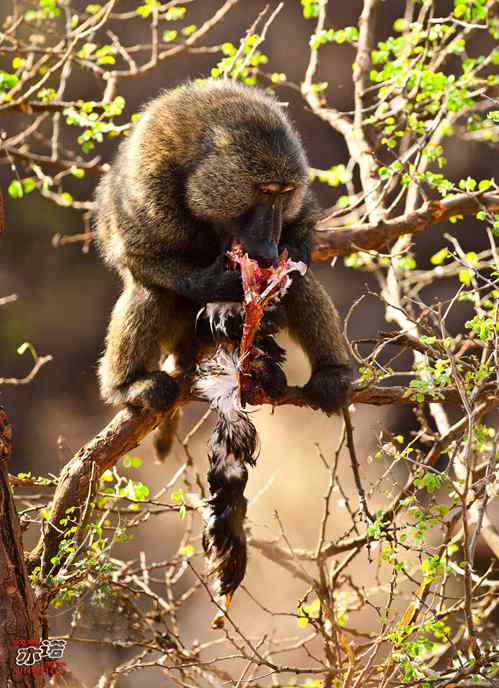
(350, 0, 383, 221)
(313, 192, 499, 260)
(353, 0, 380, 118)
(28, 375, 476, 578)
(0, 407, 42, 688)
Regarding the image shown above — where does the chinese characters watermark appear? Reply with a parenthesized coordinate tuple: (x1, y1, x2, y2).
(14, 639, 67, 676)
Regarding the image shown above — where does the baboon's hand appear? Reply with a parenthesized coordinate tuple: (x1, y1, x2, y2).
(302, 364, 352, 415)
(210, 255, 244, 301)
(242, 357, 287, 406)
(185, 255, 243, 303)
(257, 357, 287, 401)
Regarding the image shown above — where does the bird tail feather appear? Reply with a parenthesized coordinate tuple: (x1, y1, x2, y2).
(195, 349, 257, 599)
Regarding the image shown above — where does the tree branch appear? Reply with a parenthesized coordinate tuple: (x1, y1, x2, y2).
(0, 355, 53, 386)
(27, 370, 487, 581)
(313, 192, 499, 260)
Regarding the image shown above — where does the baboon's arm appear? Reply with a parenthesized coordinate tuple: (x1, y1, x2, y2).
(127, 254, 243, 303)
(284, 270, 353, 413)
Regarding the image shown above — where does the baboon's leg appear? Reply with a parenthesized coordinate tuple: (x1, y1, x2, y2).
(98, 276, 178, 412)
(283, 270, 352, 413)
(153, 297, 205, 461)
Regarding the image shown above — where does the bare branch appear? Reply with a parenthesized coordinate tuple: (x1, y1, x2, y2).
(0, 355, 53, 386)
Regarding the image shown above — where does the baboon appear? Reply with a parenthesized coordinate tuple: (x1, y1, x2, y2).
(95, 79, 352, 459)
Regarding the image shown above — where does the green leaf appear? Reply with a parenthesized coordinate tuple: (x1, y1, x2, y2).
(132, 481, 149, 501)
(430, 247, 449, 266)
(270, 72, 286, 84)
(478, 179, 492, 191)
(78, 43, 97, 59)
(21, 178, 36, 194)
(311, 82, 328, 93)
(136, 5, 151, 17)
(171, 488, 184, 503)
(165, 6, 186, 21)
(301, 0, 320, 19)
(162, 30, 177, 42)
(122, 455, 142, 468)
(297, 598, 321, 627)
(59, 192, 73, 206)
(37, 88, 57, 102)
(458, 176, 477, 192)
(104, 95, 126, 117)
(459, 269, 472, 285)
(393, 18, 408, 32)
(12, 57, 25, 70)
(297, 608, 309, 627)
(181, 24, 196, 36)
(179, 544, 194, 558)
(8, 180, 23, 199)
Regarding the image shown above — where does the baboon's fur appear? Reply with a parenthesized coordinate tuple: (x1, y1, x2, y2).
(95, 80, 352, 460)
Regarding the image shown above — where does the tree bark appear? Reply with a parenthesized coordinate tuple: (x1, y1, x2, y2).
(0, 407, 43, 688)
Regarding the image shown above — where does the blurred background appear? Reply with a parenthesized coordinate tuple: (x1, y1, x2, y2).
(0, 1, 497, 685)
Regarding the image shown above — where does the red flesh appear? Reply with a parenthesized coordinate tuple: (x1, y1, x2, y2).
(227, 246, 292, 403)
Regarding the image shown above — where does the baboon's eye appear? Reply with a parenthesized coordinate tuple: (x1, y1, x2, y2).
(259, 183, 295, 195)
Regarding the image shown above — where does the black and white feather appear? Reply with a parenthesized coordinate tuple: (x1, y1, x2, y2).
(194, 348, 258, 599)
(200, 302, 243, 341)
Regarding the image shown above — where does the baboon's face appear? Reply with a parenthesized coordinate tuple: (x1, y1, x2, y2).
(228, 182, 295, 267)
(185, 123, 308, 267)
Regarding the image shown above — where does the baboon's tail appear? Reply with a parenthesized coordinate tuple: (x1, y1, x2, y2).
(153, 409, 181, 462)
